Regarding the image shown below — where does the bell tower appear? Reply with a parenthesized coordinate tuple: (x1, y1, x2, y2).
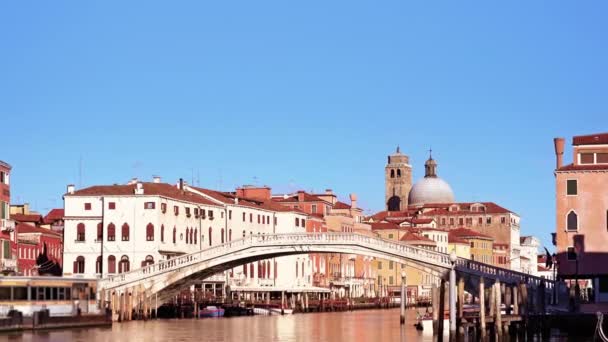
(385, 146, 412, 211)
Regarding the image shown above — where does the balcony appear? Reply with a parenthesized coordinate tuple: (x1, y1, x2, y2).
(0, 258, 17, 272)
(0, 219, 15, 232)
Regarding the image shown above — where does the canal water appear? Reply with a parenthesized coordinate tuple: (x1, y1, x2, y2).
(7, 308, 436, 342)
(4, 308, 578, 341)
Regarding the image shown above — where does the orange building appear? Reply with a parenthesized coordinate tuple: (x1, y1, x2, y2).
(554, 133, 608, 304)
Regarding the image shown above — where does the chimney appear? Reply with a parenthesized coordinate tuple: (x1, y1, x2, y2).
(179, 178, 184, 190)
(350, 193, 358, 209)
(325, 189, 333, 195)
(128, 177, 138, 185)
(153, 175, 161, 183)
(67, 184, 75, 195)
(554, 137, 565, 169)
(297, 190, 305, 202)
(135, 182, 144, 195)
(234, 197, 239, 205)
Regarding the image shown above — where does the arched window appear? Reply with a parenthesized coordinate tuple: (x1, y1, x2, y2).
(567, 211, 578, 231)
(266, 260, 271, 278)
(146, 223, 154, 241)
(397, 169, 401, 178)
(243, 264, 247, 277)
(186, 228, 190, 244)
(161, 224, 165, 242)
(173, 227, 177, 244)
(107, 223, 116, 241)
(258, 261, 262, 278)
(96, 223, 103, 241)
(209, 227, 213, 246)
(77, 223, 85, 241)
(189, 228, 193, 245)
(250, 263, 254, 278)
(229, 229, 232, 242)
(108, 255, 116, 274)
(96, 256, 102, 274)
(221, 228, 225, 244)
(74, 256, 85, 274)
(194, 229, 197, 245)
(390, 169, 395, 178)
(141, 255, 154, 267)
(119, 255, 130, 273)
(387, 196, 401, 212)
(121, 223, 130, 241)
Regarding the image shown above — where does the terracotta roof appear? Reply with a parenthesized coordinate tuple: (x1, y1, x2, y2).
(16, 223, 62, 238)
(573, 132, 608, 146)
(411, 218, 434, 224)
(190, 186, 303, 213)
(448, 235, 468, 245)
(44, 209, 64, 224)
(419, 202, 513, 215)
(450, 227, 493, 240)
(68, 183, 220, 206)
(370, 222, 402, 231)
(333, 201, 351, 210)
(273, 192, 327, 203)
(400, 231, 436, 245)
(557, 163, 608, 172)
(10, 214, 43, 224)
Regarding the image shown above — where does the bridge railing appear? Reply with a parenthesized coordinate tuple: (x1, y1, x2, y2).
(101, 232, 553, 290)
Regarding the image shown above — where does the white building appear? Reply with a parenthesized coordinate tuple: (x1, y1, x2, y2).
(63, 178, 314, 295)
(519, 235, 541, 276)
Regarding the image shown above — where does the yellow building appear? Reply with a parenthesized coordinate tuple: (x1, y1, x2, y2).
(451, 228, 493, 264)
(448, 234, 471, 259)
(371, 222, 437, 303)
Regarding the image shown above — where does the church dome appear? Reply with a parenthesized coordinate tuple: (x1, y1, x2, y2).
(408, 154, 455, 207)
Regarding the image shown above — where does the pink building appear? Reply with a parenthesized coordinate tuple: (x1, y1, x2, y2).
(554, 133, 608, 303)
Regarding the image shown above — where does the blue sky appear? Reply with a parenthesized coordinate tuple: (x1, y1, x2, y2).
(1, 1, 606, 250)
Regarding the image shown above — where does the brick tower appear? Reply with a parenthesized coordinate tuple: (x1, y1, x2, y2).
(385, 147, 412, 211)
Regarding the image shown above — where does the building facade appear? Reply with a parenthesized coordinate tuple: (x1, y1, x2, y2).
(554, 133, 608, 303)
(0, 160, 16, 273)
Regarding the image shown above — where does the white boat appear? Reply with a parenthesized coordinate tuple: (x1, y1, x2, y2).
(270, 308, 293, 315)
(253, 307, 271, 315)
(420, 318, 450, 335)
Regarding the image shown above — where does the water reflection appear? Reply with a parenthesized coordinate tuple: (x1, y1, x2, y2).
(10, 308, 439, 342)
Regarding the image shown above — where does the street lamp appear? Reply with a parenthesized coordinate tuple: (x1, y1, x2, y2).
(400, 270, 406, 325)
(449, 250, 457, 338)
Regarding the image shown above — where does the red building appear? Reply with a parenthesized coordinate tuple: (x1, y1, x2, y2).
(0, 160, 16, 273)
(16, 223, 63, 276)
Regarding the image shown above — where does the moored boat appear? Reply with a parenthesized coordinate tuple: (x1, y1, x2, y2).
(269, 307, 293, 315)
(199, 306, 225, 318)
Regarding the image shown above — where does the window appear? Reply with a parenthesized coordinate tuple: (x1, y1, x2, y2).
(250, 213, 253, 222)
(243, 212, 246, 222)
(96, 223, 103, 241)
(189, 228, 194, 244)
(146, 223, 154, 241)
(501, 217, 506, 224)
(84, 203, 91, 210)
(486, 217, 492, 225)
(96, 256, 102, 274)
(119, 255, 130, 273)
(174, 206, 179, 215)
(108, 255, 116, 274)
(0, 171, 4, 184)
(121, 223, 130, 241)
(229, 210, 232, 220)
(580, 153, 594, 164)
(567, 211, 578, 231)
(144, 202, 155, 209)
(311, 205, 317, 214)
(194, 229, 197, 244)
(208, 210, 214, 219)
(389, 261, 393, 269)
(390, 169, 395, 178)
(107, 223, 116, 241)
(295, 218, 299, 226)
(173, 227, 177, 244)
(194, 208, 199, 217)
(76, 223, 85, 241)
(397, 169, 401, 177)
(185, 207, 191, 217)
(258, 215, 261, 224)
(228, 229, 232, 241)
(567, 180, 577, 196)
(389, 276, 394, 285)
(598, 153, 608, 164)
(449, 218, 454, 226)
(470, 242, 474, 248)
(161, 203, 167, 213)
(161, 225, 165, 242)
(441, 218, 446, 225)
(108, 202, 116, 210)
(221, 228, 225, 244)
(74, 256, 85, 274)
(301, 219, 306, 227)
(208, 227, 212, 246)
(567, 247, 577, 261)
(478, 217, 483, 225)
(142, 255, 154, 267)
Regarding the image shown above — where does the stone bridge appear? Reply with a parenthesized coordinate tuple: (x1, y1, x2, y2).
(97, 233, 553, 319)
